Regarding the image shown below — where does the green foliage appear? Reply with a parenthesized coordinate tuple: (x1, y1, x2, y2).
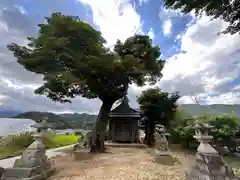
(138, 88, 180, 127)
(7, 132, 34, 149)
(208, 113, 240, 141)
(74, 131, 83, 136)
(169, 113, 196, 148)
(8, 12, 164, 107)
(0, 132, 34, 158)
(164, 0, 240, 35)
(137, 88, 180, 146)
(169, 109, 240, 149)
(0, 132, 80, 159)
(45, 135, 80, 148)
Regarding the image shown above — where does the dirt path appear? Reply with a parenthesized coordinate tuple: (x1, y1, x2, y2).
(50, 147, 194, 180)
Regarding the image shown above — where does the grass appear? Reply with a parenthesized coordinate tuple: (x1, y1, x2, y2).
(45, 135, 80, 149)
(0, 132, 80, 159)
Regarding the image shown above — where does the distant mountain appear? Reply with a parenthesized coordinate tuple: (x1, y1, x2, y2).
(12, 111, 97, 130)
(59, 113, 97, 122)
(180, 104, 240, 117)
(0, 110, 22, 118)
(13, 111, 71, 129)
(2, 104, 240, 130)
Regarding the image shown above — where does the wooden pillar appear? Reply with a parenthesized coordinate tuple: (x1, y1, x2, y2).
(112, 120, 115, 142)
(135, 119, 139, 142)
(130, 121, 134, 142)
(108, 119, 112, 141)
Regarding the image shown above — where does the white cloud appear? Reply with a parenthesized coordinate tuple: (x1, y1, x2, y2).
(163, 19, 172, 36)
(159, 6, 191, 37)
(159, 6, 184, 20)
(0, 4, 103, 113)
(1, 0, 240, 116)
(158, 15, 240, 104)
(147, 28, 154, 39)
(203, 92, 240, 105)
(14, 5, 27, 15)
(78, 0, 143, 47)
(139, 0, 149, 6)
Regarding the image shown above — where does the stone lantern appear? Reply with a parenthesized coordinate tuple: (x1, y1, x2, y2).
(193, 120, 217, 154)
(2, 119, 55, 180)
(185, 120, 240, 180)
(31, 117, 52, 132)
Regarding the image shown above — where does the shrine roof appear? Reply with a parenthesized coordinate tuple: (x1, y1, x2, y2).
(109, 100, 140, 118)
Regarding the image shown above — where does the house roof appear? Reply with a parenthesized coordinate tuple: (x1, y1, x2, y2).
(109, 97, 140, 118)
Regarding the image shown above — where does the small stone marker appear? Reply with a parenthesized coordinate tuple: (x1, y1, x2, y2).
(2, 119, 55, 180)
(155, 124, 169, 155)
(185, 120, 240, 180)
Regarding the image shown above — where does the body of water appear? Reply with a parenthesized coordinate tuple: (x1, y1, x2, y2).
(0, 118, 36, 136)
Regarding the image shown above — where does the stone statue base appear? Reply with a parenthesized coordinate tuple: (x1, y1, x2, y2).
(2, 166, 54, 180)
(2, 141, 55, 180)
(186, 152, 240, 180)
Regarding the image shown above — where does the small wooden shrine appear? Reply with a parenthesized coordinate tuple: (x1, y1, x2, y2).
(108, 96, 140, 143)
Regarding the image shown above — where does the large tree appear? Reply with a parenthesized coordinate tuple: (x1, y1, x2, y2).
(137, 88, 179, 146)
(164, 0, 240, 35)
(8, 13, 165, 151)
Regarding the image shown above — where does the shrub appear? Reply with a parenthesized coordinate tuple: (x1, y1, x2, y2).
(74, 131, 83, 136)
(169, 117, 197, 149)
(169, 110, 240, 150)
(42, 131, 56, 145)
(208, 113, 240, 146)
(8, 132, 34, 149)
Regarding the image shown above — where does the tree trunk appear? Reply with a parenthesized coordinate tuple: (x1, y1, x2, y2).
(90, 101, 114, 152)
(146, 123, 155, 147)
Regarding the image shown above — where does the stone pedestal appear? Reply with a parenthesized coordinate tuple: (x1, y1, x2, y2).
(2, 120, 55, 180)
(155, 125, 169, 155)
(186, 152, 238, 180)
(74, 133, 86, 152)
(186, 121, 240, 180)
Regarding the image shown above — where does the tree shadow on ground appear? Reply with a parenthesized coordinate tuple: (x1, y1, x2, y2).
(145, 148, 181, 166)
(51, 147, 116, 178)
(153, 154, 180, 166)
(71, 147, 114, 161)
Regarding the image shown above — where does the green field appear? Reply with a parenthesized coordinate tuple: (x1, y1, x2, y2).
(45, 135, 80, 148)
(0, 133, 80, 159)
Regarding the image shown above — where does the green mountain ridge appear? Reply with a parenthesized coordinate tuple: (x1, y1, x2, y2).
(179, 104, 240, 117)
(13, 111, 97, 129)
(10, 104, 240, 129)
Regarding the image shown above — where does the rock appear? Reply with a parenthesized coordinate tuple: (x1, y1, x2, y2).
(186, 152, 236, 180)
(0, 167, 4, 179)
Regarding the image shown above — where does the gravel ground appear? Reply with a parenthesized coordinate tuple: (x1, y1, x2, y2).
(49, 147, 195, 180)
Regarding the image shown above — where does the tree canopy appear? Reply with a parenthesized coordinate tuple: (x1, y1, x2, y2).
(164, 0, 240, 35)
(137, 88, 180, 146)
(8, 12, 164, 106)
(7, 12, 165, 151)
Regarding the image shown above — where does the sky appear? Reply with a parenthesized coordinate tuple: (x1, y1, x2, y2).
(0, 0, 239, 114)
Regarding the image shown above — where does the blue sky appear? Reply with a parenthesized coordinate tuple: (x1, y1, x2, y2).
(2, 0, 191, 58)
(0, 0, 239, 113)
